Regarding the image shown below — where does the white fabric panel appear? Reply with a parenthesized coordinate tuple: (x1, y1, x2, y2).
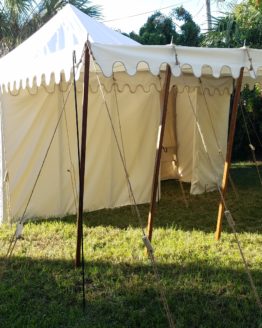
(83, 81, 160, 211)
(161, 86, 195, 183)
(0, 72, 160, 222)
(1, 85, 75, 219)
(161, 87, 178, 180)
(190, 89, 231, 194)
(176, 89, 197, 183)
(89, 70, 162, 93)
(161, 84, 197, 182)
(170, 75, 233, 95)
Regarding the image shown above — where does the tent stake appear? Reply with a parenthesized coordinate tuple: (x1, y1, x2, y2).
(76, 44, 90, 267)
(147, 65, 172, 242)
(215, 67, 244, 240)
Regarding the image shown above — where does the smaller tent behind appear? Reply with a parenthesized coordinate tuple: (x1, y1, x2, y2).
(161, 75, 232, 194)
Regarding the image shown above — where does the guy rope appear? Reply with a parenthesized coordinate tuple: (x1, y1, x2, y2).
(5, 48, 85, 258)
(88, 42, 175, 328)
(172, 43, 262, 312)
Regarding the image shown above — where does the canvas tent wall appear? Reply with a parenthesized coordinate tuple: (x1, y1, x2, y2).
(0, 5, 262, 224)
(0, 71, 232, 223)
(0, 72, 161, 222)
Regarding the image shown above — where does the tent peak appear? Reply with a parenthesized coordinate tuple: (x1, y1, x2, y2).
(0, 2, 138, 91)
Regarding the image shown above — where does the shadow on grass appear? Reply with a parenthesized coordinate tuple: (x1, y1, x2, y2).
(0, 256, 261, 328)
(28, 165, 262, 235)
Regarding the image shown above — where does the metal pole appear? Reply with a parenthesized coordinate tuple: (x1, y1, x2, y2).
(215, 67, 244, 240)
(75, 44, 90, 267)
(206, 0, 212, 30)
(147, 64, 172, 242)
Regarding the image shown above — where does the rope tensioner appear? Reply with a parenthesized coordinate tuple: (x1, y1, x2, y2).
(224, 210, 235, 229)
(216, 183, 262, 311)
(243, 45, 257, 78)
(142, 235, 154, 254)
(15, 223, 24, 239)
(171, 43, 180, 66)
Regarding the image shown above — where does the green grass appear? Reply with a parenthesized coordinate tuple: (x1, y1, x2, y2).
(1, 163, 262, 327)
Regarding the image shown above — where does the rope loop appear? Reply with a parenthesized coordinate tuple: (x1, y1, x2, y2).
(244, 46, 257, 78)
(171, 44, 180, 66)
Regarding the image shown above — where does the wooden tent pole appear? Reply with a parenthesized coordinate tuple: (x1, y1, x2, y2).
(75, 44, 90, 267)
(147, 64, 172, 242)
(215, 67, 244, 241)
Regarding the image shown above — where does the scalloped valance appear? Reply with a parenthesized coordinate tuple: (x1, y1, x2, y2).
(0, 4, 262, 93)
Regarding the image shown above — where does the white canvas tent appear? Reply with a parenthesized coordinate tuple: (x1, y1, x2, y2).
(0, 4, 262, 224)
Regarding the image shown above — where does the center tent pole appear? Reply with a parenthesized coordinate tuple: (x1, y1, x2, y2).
(215, 67, 244, 240)
(75, 44, 90, 267)
(147, 64, 172, 242)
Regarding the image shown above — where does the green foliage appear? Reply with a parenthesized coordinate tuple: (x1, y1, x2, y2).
(172, 6, 202, 46)
(128, 7, 201, 46)
(203, 14, 240, 48)
(37, 0, 102, 21)
(128, 11, 177, 45)
(0, 164, 262, 327)
(234, 0, 262, 48)
(202, 0, 262, 48)
(202, 1, 262, 161)
(233, 85, 262, 161)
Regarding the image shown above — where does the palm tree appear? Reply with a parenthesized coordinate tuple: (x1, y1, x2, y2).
(201, 14, 240, 47)
(201, 0, 262, 162)
(0, 0, 102, 56)
(0, 0, 31, 54)
(202, 0, 262, 48)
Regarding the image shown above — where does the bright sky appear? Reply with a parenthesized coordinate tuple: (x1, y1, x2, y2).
(93, 0, 235, 33)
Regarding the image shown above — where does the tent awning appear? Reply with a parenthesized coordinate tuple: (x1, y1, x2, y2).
(2, 42, 262, 91)
(91, 43, 262, 80)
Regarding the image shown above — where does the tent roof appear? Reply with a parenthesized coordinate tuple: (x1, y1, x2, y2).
(1, 4, 262, 91)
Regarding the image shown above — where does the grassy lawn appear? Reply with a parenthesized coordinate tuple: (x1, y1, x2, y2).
(0, 163, 262, 327)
